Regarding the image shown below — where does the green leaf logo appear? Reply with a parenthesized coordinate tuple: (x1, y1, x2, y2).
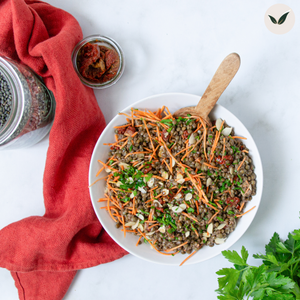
(268, 15, 277, 24)
(278, 11, 290, 24)
(268, 11, 290, 25)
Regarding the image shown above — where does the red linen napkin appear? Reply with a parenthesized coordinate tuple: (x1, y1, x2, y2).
(0, 0, 127, 299)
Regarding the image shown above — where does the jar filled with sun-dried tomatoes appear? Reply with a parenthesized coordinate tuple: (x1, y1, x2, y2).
(72, 35, 125, 89)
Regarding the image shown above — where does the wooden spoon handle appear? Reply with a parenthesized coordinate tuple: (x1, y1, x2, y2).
(194, 53, 240, 120)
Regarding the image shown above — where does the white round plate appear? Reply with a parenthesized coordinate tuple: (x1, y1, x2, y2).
(89, 93, 263, 266)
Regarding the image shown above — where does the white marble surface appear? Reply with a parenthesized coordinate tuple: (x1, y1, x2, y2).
(1, 0, 300, 299)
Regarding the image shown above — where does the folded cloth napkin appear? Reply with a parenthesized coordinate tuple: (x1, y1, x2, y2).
(0, 0, 128, 299)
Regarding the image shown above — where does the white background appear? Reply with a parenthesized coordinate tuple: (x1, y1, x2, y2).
(1, 0, 300, 299)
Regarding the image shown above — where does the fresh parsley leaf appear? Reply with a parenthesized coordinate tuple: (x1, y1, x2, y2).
(144, 173, 153, 182)
(221, 248, 248, 266)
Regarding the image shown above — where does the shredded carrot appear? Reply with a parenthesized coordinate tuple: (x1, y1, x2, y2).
(137, 164, 144, 170)
(131, 109, 134, 126)
(231, 136, 247, 140)
(152, 175, 166, 181)
(149, 145, 160, 161)
(181, 212, 199, 223)
(155, 108, 161, 118)
(142, 118, 154, 150)
(185, 171, 208, 203)
(236, 206, 256, 217)
(132, 161, 141, 167)
(125, 151, 149, 158)
(192, 226, 199, 237)
(132, 197, 136, 215)
(206, 202, 219, 212)
(114, 124, 131, 129)
(222, 137, 226, 158)
(144, 199, 155, 204)
(97, 159, 118, 173)
(202, 162, 218, 169)
(174, 185, 183, 197)
(214, 201, 222, 209)
(137, 229, 176, 256)
(162, 158, 172, 174)
(106, 199, 117, 222)
(244, 184, 251, 195)
(88, 175, 108, 187)
(150, 186, 158, 191)
(147, 109, 161, 121)
(136, 235, 142, 246)
(170, 142, 177, 150)
(148, 223, 159, 229)
(165, 241, 189, 252)
(174, 146, 192, 157)
(183, 201, 190, 208)
(122, 215, 126, 237)
(120, 140, 128, 149)
(148, 208, 154, 221)
(155, 193, 163, 198)
(165, 106, 174, 120)
(121, 229, 137, 233)
(100, 205, 118, 210)
(239, 202, 245, 212)
(96, 165, 105, 177)
(208, 210, 219, 224)
(195, 201, 199, 215)
(237, 157, 246, 171)
(210, 127, 221, 162)
(179, 250, 198, 266)
(199, 117, 208, 161)
(98, 197, 109, 202)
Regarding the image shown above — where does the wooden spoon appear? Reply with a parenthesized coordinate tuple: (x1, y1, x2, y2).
(173, 53, 241, 127)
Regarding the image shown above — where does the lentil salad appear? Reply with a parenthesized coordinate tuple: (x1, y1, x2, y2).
(94, 106, 256, 265)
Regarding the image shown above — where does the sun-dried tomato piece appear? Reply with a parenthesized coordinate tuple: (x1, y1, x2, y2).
(161, 129, 169, 141)
(225, 196, 240, 207)
(143, 165, 152, 174)
(117, 127, 126, 135)
(156, 207, 164, 213)
(110, 146, 119, 150)
(182, 130, 189, 139)
(124, 126, 136, 136)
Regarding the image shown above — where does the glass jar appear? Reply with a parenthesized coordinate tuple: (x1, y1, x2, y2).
(72, 35, 125, 89)
(0, 56, 55, 150)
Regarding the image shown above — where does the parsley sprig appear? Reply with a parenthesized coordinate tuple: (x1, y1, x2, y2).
(216, 225, 300, 299)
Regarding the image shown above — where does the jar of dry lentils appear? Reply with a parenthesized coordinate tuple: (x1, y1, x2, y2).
(0, 56, 55, 150)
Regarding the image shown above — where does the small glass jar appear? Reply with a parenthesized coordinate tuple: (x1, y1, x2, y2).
(0, 56, 55, 150)
(72, 35, 125, 89)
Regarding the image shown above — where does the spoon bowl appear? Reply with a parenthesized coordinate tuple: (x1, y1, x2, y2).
(173, 53, 241, 126)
